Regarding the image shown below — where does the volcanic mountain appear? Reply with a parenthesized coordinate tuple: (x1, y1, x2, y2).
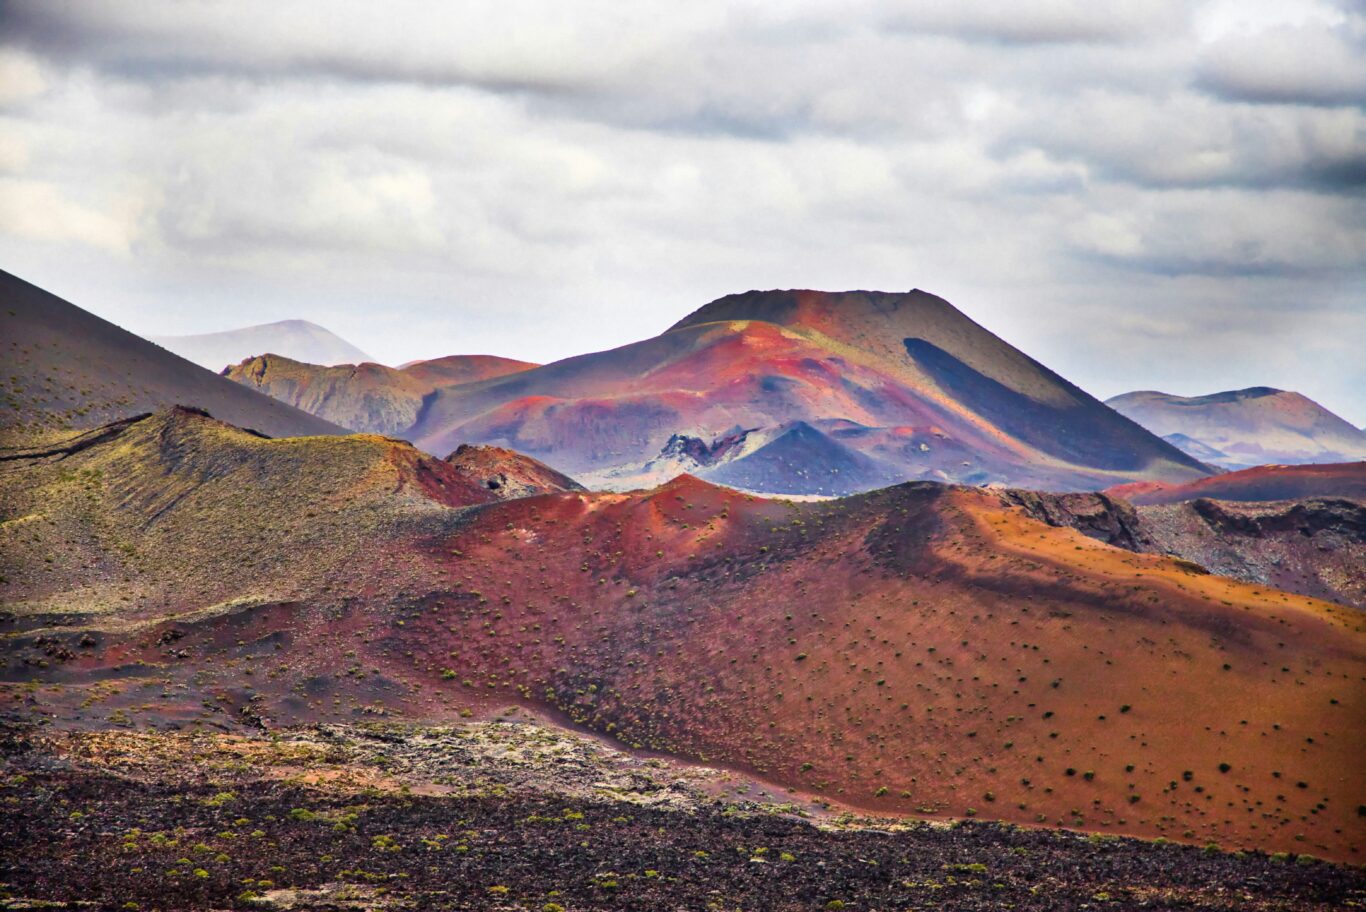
(382, 289, 1209, 494)
(1107, 388, 1366, 469)
(3, 408, 1361, 861)
(152, 319, 373, 371)
(0, 269, 345, 442)
(224, 352, 538, 436)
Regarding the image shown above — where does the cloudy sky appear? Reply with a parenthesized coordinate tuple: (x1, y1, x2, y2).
(1, 0, 1363, 421)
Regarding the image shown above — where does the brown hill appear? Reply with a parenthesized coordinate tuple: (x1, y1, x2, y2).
(224, 352, 537, 435)
(0, 407, 502, 621)
(1, 410, 1360, 860)
(1108, 388, 1366, 469)
(0, 269, 344, 442)
(398, 290, 1209, 494)
(1108, 462, 1366, 506)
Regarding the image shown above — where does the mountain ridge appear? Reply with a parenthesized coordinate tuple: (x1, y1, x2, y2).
(224, 352, 539, 436)
(152, 318, 373, 371)
(383, 289, 1211, 493)
(1108, 388, 1366, 469)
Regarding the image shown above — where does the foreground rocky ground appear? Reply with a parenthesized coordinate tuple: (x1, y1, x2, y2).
(1, 720, 1361, 911)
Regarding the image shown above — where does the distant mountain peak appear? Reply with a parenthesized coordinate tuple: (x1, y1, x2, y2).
(1108, 387, 1366, 469)
(151, 319, 373, 371)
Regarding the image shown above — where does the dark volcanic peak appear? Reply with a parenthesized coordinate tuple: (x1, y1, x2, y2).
(673, 288, 1210, 477)
(0, 269, 346, 441)
(704, 420, 902, 496)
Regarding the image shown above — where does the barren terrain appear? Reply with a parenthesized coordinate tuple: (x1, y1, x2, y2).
(3, 720, 1361, 911)
(3, 409, 1362, 865)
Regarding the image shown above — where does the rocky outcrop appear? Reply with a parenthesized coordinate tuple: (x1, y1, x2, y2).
(1000, 488, 1366, 608)
(655, 429, 754, 468)
(1135, 497, 1366, 609)
(444, 443, 584, 499)
(997, 490, 1151, 551)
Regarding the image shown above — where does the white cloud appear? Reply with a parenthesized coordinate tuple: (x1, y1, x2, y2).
(1068, 214, 1144, 259)
(0, 48, 47, 105)
(0, 179, 141, 251)
(0, 130, 29, 172)
(1197, 17, 1366, 106)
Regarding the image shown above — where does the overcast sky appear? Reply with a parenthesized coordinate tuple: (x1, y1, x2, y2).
(1, 0, 1363, 421)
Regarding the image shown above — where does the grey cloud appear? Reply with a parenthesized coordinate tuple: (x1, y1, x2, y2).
(0, 0, 1363, 423)
(0, 0, 666, 95)
(994, 92, 1366, 192)
(878, 0, 1190, 45)
(1063, 187, 1366, 279)
(1196, 17, 1366, 107)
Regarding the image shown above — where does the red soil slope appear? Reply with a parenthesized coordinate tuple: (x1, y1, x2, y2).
(1109, 462, 1366, 505)
(2, 415, 1360, 860)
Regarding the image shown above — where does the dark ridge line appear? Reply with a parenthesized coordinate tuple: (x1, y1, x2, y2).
(0, 413, 153, 463)
(0, 406, 275, 465)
